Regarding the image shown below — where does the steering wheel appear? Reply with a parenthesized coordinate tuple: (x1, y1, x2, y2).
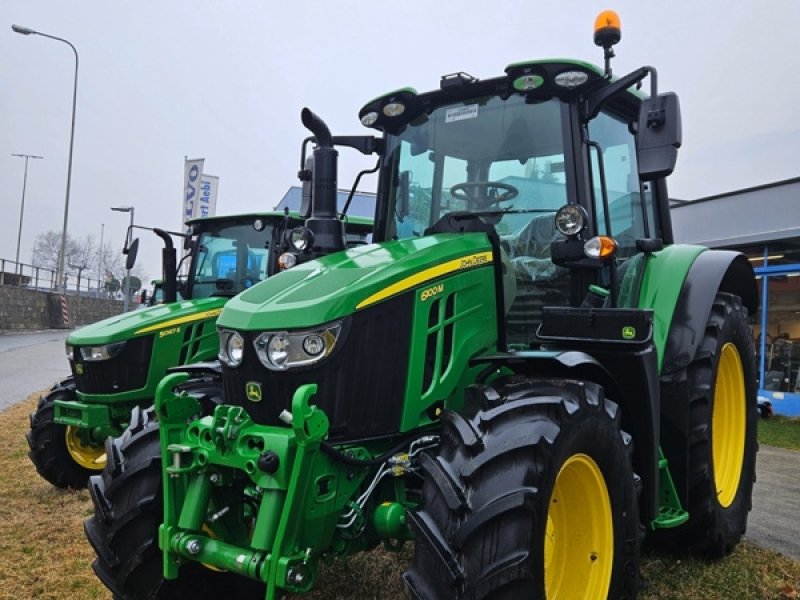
(449, 181, 519, 207)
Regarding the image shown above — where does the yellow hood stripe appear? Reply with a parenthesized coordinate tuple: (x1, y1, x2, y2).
(356, 251, 493, 310)
(134, 308, 223, 335)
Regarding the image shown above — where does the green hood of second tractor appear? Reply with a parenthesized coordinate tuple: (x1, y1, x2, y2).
(218, 234, 494, 332)
(67, 297, 227, 346)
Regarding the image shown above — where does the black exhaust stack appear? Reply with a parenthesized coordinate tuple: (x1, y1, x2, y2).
(301, 108, 345, 255)
(153, 228, 178, 303)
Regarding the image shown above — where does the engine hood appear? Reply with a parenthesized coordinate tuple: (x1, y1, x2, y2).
(66, 297, 227, 346)
(218, 233, 494, 332)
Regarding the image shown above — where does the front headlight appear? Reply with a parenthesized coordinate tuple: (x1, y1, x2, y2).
(65, 343, 74, 361)
(79, 341, 126, 362)
(219, 330, 245, 367)
(254, 321, 342, 371)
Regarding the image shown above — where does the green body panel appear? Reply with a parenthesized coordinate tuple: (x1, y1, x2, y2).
(66, 297, 224, 346)
(400, 266, 498, 431)
(635, 244, 706, 371)
(218, 234, 495, 331)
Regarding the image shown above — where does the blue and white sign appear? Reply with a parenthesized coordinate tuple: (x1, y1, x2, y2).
(182, 158, 204, 231)
(198, 174, 219, 219)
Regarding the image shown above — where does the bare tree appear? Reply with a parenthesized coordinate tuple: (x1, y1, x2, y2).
(31, 230, 97, 275)
(32, 230, 149, 295)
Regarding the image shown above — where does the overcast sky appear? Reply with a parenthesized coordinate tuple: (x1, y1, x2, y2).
(2, 1, 798, 281)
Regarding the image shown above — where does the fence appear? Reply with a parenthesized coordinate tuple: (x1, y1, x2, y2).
(0, 258, 106, 297)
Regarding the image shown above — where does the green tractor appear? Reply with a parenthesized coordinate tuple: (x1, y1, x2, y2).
(27, 210, 372, 489)
(86, 12, 758, 599)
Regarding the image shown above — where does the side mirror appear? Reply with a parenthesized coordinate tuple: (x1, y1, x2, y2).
(125, 238, 140, 270)
(637, 92, 682, 181)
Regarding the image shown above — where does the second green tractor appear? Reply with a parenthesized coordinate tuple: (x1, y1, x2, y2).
(27, 210, 371, 489)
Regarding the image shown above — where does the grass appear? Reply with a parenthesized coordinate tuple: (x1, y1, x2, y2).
(1, 392, 798, 599)
(759, 415, 800, 451)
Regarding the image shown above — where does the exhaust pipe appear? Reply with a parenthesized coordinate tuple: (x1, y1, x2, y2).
(301, 108, 345, 254)
(153, 228, 178, 303)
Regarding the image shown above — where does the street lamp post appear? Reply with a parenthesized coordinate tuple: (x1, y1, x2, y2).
(12, 24, 78, 293)
(110, 206, 135, 312)
(11, 153, 44, 275)
(98, 223, 104, 297)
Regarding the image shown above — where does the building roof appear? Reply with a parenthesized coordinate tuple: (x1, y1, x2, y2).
(275, 186, 376, 219)
(670, 177, 800, 248)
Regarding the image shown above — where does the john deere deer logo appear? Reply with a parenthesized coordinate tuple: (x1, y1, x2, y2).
(245, 381, 262, 402)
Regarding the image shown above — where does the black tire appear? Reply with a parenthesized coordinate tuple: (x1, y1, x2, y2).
(657, 292, 758, 557)
(85, 379, 263, 599)
(404, 377, 640, 600)
(26, 377, 104, 489)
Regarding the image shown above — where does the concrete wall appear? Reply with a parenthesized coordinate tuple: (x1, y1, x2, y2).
(0, 286, 124, 331)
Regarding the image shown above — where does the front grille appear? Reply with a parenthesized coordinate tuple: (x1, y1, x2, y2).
(71, 336, 154, 394)
(222, 293, 413, 442)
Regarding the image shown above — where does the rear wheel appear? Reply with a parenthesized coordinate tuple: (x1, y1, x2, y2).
(659, 292, 758, 557)
(26, 378, 104, 488)
(85, 379, 260, 599)
(404, 377, 640, 600)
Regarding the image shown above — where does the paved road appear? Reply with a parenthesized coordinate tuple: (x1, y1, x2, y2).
(0, 329, 72, 410)
(746, 444, 800, 560)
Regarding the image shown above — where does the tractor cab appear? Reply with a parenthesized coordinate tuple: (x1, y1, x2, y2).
(360, 56, 679, 346)
(183, 214, 288, 299)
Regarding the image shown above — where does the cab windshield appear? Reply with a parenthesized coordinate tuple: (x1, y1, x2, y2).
(188, 221, 274, 298)
(384, 95, 569, 250)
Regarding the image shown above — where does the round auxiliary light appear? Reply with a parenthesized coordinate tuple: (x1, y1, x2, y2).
(554, 204, 588, 236)
(278, 252, 298, 270)
(383, 102, 406, 117)
(227, 331, 245, 367)
(584, 236, 618, 259)
(267, 334, 291, 369)
(290, 227, 313, 251)
(555, 70, 590, 89)
(360, 111, 379, 127)
(513, 74, 544, 91)
(302, 334, 325, 357)
(253, 218, 266, 231)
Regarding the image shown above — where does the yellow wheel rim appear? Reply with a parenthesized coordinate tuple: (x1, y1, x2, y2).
(64, 426, 106, 470)
(544, 453, 613, 600)
(712, 342, 746, 508)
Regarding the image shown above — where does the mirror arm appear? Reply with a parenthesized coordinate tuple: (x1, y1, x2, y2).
(582, 65, 653, 122)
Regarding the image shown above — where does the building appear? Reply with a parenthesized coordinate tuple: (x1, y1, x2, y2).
(671, 177, 800, 415)
(275, 186, 376, 218)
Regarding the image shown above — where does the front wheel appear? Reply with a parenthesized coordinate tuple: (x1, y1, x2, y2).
(26, 378, 105, 488)
(404, 377, 640, 600)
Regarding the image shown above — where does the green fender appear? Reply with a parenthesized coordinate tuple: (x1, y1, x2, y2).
(635, 244, 757, 374)
(635, 244, 706, 372)
(660, 250, 757, 375)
